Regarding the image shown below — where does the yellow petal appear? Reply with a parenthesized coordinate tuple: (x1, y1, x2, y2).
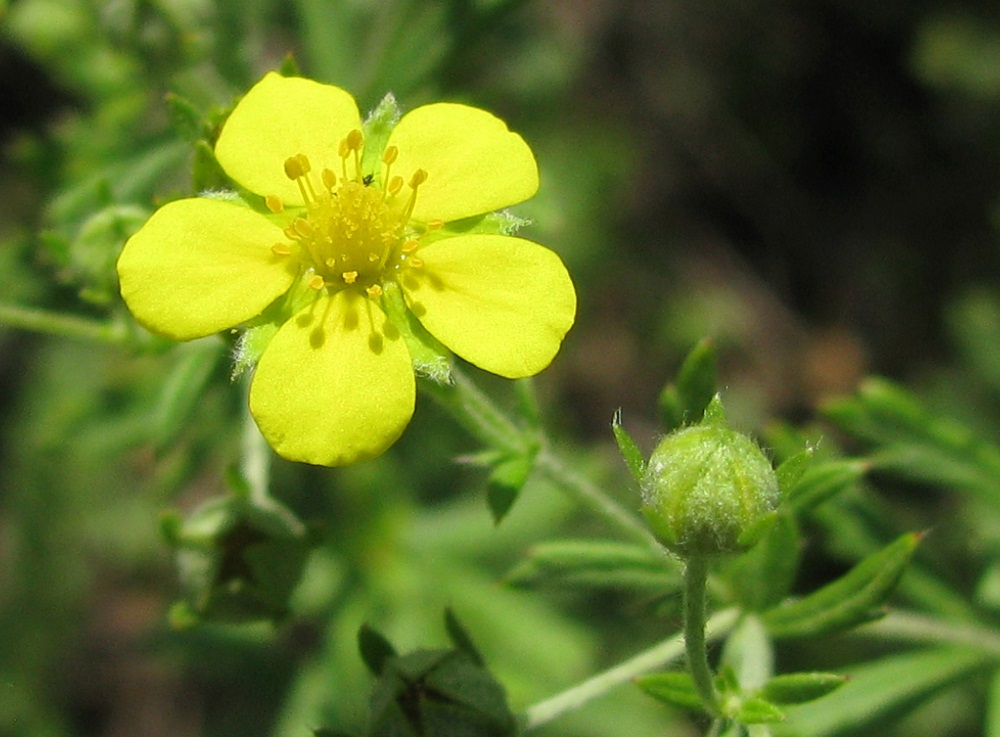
(400, 235, 575, 378)
(117, 198, 297, 340)
(249, 290, 415, 466)
(214, 72, 361, 205)
(387, 103, 538, 223)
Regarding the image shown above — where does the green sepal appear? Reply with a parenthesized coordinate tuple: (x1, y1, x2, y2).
(278, 53, 302, 78)
(361, 92, 401, 179)
(505, 539, 678, 591)
(734, 697, 785, 724)
(760, 672, 848, 704)
(725, 511, 801, 611)
(381, 280, 452, 384)
(635, 671, 704, 711)
(427, 210, 532, 241)
(165, 91, 206, 142)
(658, 337, 717, 431)
(487, 452, 535, 525)
(775, 445, 815, 497)
(763, 531, 922, 638)
(612, 409, 645, 483)
(232, 321, 281, 378)
(192, 138, 230, 192)
(358, 623, 398, 677)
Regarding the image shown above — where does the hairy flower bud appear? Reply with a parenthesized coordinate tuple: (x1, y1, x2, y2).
(640, 396, 779, 558)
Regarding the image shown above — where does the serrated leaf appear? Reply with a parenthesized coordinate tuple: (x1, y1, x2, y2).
(763, 532, 921, 639)
(444, 608, 484, 666)
(773, 648, 988, 737)
(761, 672, 848, 705)
(658, 338, 717, 431)
(736, 697, 785, 724)
(612, 409, 645, 483)
(636, 671, 704, 711)
(487, 453, 535, 524)
(358, 624, 397, 676)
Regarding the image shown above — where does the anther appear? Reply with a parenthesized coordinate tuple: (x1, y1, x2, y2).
(342, 271, 359, 284)
(387, 176, 404, 197)
(382, 146, 398, 165)
(322, 169, 337, 190)
(346, 129, 364, 151)
(402, 239, 419, 253)
(307, 274, 325, 290)
(366, 284, 383, 299)
(284, 154, 311, 180)
(325, 257, 337, 269)
(427, 219, 444, 231)
(265, 195, 284, 213)
(293, 218, 314, 237)
(283, 225, 301, 240)
(407, 257, 424, 269)
(271, 243, 292, 256)
(409, 169, 428, 189)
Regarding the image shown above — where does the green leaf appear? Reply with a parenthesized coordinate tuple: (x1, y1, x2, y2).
(785, 459, 868, 513)
(735, 697, 785, 724)
(763, 531, 921, 638)
(444, 608, 484, 666)
(774, 648, 989, 737)
(153, 338, 224, 449)
(635, 671, 704, 711)
(725, 512, 802, 611)
(823, 377, 1000, 505)
(612, 409, 645, 483)
(358, 624, 398, 676)
(165, 92, 205, 142)
(775, 446, 814, 497)
(658, 337, 717, 431)
(986, 667, 1000, 737)
(505, 539, 678, 591)
(761, 672, 848, 705)
(487, 453, 535, 525)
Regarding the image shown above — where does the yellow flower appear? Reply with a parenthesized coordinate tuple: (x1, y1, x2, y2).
(117, 72, 576, 466)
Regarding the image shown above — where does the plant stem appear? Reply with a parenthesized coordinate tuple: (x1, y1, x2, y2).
(0, 303, 129, 344)
(419, 367, 657, 547)
(521, 607, 739, 730)
(685, 555, 721, 715)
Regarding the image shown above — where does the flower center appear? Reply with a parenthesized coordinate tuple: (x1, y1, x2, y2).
(267, 130, 430, 299)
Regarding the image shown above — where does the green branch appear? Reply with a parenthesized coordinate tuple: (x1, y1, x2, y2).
(0, 303, 129, 345)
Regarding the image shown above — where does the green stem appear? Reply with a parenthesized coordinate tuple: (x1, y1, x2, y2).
(0, 303, 129, 344)
(419, 367, 657, 547)
(684, 556, 721, 715)
(521, 608, 739, 731)
(240, 381, 271, 505)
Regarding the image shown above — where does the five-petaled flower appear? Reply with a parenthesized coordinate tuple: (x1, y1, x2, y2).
(117, 72, 576, 466)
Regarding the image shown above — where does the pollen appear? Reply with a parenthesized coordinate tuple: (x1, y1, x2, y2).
(274, 143, 432, 296)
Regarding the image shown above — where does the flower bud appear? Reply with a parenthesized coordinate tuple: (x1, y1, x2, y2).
(640, 396, 779, 558)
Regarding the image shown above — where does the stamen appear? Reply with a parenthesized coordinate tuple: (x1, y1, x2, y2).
(283, 225, 301, 240)
(427, 219, 444, 231)
(409, 169, 428, 189)
(402, 239, 419, 253)
(407, 257, 424, 269)
(293, 218, 313, 237)
(265, 195, 284, 213)
(325, 257, 337, 269)
(271, 242, 292, 256)
(387, 176, 404, 197)
(284, 155, 307, 180)
(322, 168, 337, 190)
(307, 274, 325, 290)
(366, 284, 383, 299)
(382, 146, 398, 165)
(342, 271, 359, 284)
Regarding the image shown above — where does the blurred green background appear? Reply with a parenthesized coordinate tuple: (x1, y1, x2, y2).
(4, 1, 1000, 736)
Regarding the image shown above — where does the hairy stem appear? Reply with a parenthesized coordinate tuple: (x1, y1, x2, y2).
(685, 555, 721, 715)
